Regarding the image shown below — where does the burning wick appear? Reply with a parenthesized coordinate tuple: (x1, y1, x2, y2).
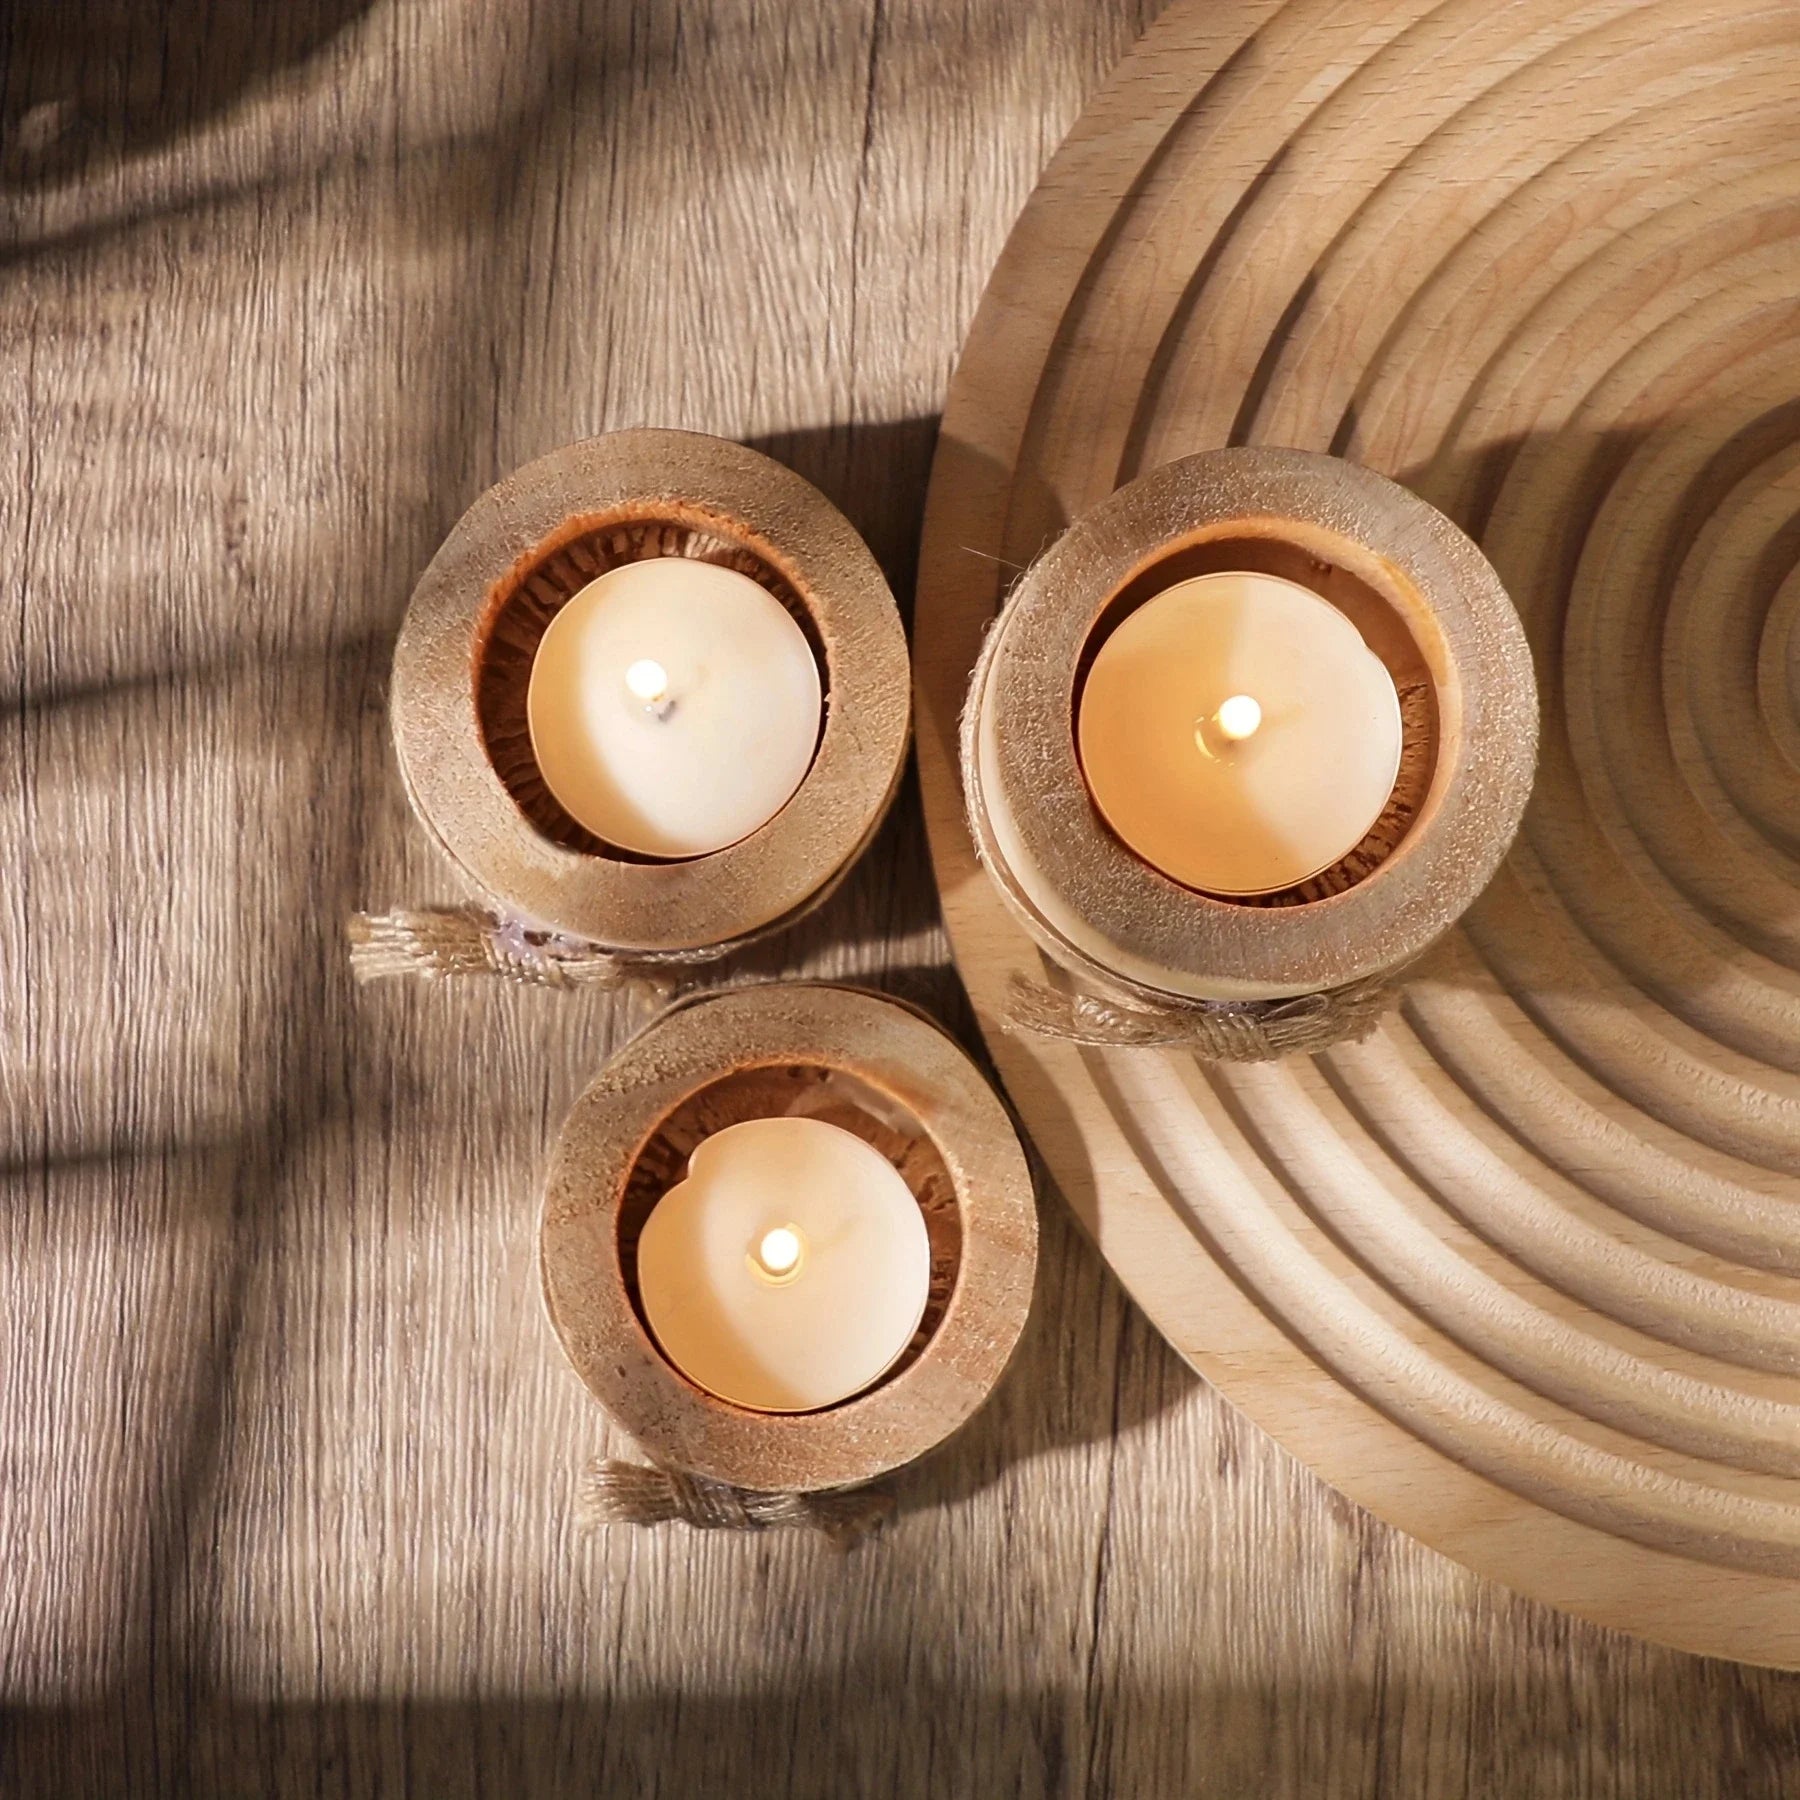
(1214, 693, 1263, 741)
(753, 1225, 805, 1280)
(624, 658, 671, 709)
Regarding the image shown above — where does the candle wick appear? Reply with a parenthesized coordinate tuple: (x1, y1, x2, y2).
(624, 658, 671, 710)
(752, 1224, 806, 1281)
(1214, 693, 1263, 742)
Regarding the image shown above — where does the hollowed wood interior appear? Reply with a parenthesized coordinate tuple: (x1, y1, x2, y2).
(1071, 529, 1441, 906)
(473, 510, 829, 859)
(615, 1062, 962, 1407)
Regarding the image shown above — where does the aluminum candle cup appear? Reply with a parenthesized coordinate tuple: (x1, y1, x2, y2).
(965, 446, 1538, 1004)
(540, 984, 1038, 1494)
(390, 429, 910, 954)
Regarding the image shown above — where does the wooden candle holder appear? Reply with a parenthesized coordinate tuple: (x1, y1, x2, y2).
(965, 447, 1538, 1004)
(390, 430, 910, 953)
(540, 984, 1038, 1493)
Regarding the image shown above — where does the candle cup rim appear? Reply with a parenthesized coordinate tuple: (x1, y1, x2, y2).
(391, 429, 910, 952)
(971, 447, 1537, 1000)
(539, 983, 1038, 1493)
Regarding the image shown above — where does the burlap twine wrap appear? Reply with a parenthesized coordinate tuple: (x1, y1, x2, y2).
(579, 1460, 894, 1549)
(345, 849, 858, 994)
(348, 907, 691, 989)
(959, 613, 1410, 1062)
(996, 966, 1403, 1056)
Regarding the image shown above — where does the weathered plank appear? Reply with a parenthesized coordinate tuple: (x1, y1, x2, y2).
(3, 0, 1798, 1792)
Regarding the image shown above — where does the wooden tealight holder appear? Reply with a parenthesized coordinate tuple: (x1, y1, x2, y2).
(964, 446, 1538, 1008)
(540, 984, 1038, 1493)
(390, 430, 910, 953)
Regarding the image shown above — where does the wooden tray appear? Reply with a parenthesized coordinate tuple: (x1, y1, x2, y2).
(915, 0, 1800, 1667)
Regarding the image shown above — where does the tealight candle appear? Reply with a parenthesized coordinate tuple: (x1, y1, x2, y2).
(635, 1116, 932, 1413)
(961, 448, 1538, 1011)
(526, 558, 823, 858)
(540, 984, 1038, 1493)
(1076, 571, 1403, 895)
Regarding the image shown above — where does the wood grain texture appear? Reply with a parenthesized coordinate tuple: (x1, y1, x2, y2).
(966, 446, 1536, 1000)
(541, 984, 1036, 1493)
(393, 430, 911, 949)
(4, 0, 1800, 1793)
(916, 0, 1800, 1670)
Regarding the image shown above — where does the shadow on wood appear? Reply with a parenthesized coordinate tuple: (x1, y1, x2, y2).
(8, 1654, 1800, 1800)
(0, 0, 379, 188)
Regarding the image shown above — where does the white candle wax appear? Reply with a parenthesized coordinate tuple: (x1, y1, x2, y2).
(1076, 571, 1402, 895)
(526, 559, 822, 858)
(635, 1117, 931, 1413)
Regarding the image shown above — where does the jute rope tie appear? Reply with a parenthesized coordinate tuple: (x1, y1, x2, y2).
(346, 852, 864, 992)
(347, 907, 714, 990)
(959, 613, 1408, 1062)
(579, 1460, 894, 1550)
(1000, 968, 1401, 1058)
(346, 802, 875, 991)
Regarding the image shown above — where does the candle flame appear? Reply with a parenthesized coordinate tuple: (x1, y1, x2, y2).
(755, 1225, 804, 1278)
(625, 658, 669, 705)
(1214, 693, 1263, 741)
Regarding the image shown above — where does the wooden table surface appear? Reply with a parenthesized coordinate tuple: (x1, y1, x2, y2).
(4, 2, 1798, 1794)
